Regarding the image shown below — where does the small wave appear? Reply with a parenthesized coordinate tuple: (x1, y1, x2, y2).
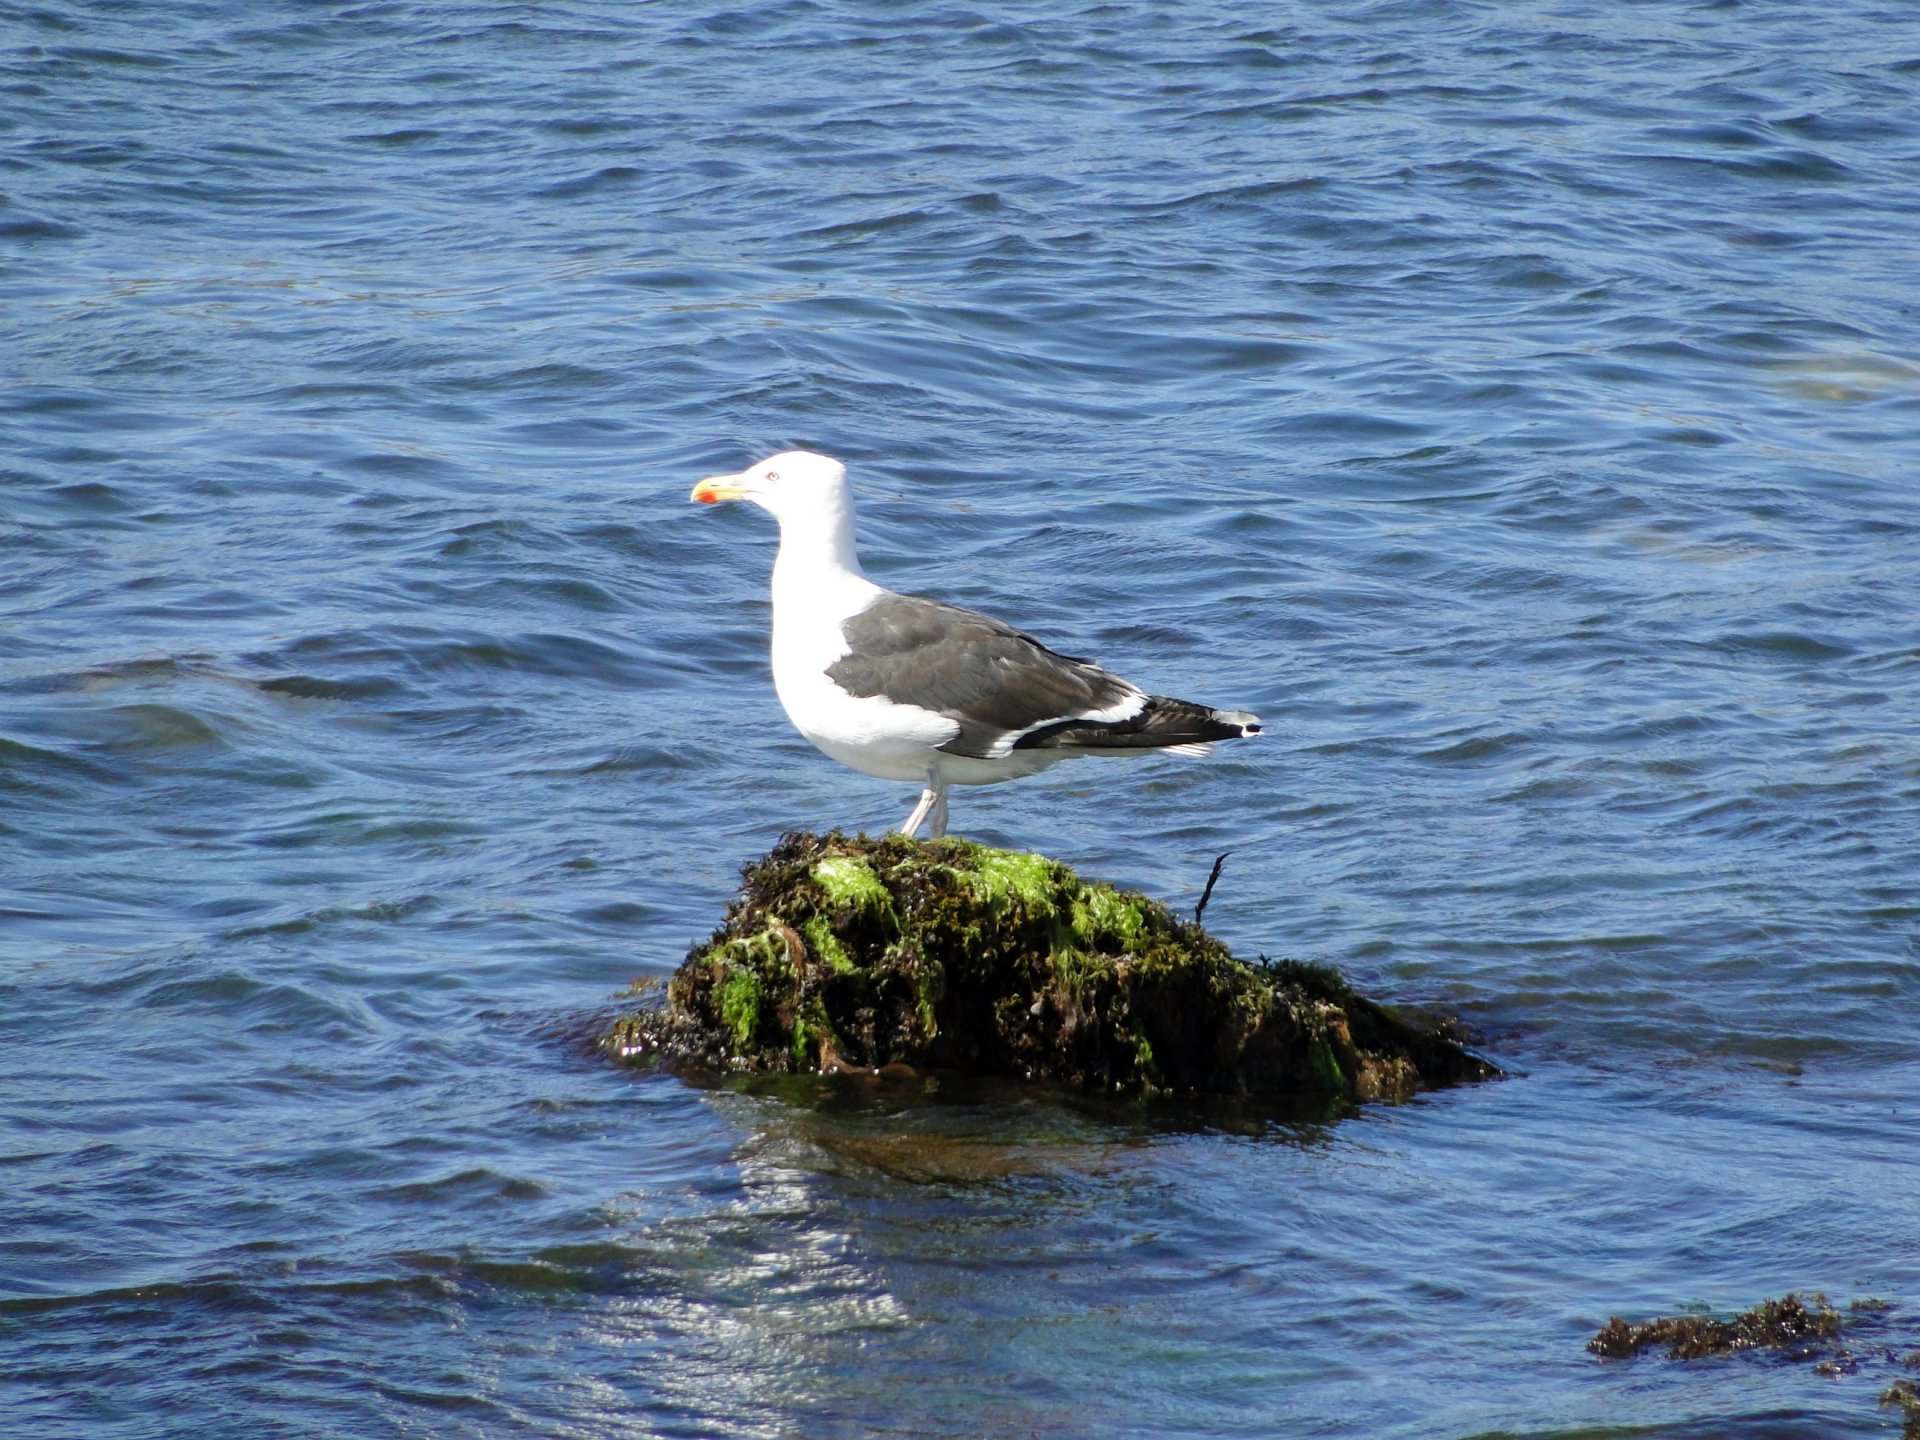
(553, 743, 708, 776)
(0, 211, 84, 242)
(534, 165, 643, 200)
(373, 1167, 552, 1206)
(337, 448, 464, 481)
(138, 970, 375, 1038)
(85, 703, 229, 754)
(222, 892, 441, 940)
(0, 733, 118, 781)
(344, 127, 442, 146)
(256, 624, 644, 684)
(48, 479, 137, 512)
(1704, 630, 1856, 662)
(254, 673, 406, 703)
(1415, 730, 1537, 766)
(0, 1268, 458, 1320)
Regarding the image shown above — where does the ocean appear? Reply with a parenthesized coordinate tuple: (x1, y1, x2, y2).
(4, 3, 1920, 1435)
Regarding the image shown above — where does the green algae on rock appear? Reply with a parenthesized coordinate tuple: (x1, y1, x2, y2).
(605, 831, 1494, 1100)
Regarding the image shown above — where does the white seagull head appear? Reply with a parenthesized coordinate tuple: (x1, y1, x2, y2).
(690, 449, 848, 522)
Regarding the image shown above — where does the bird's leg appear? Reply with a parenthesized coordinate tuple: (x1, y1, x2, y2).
(900, 766, 949, 839)
(899, 785, 938, 838)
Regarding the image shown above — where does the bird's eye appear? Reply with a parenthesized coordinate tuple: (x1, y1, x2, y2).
(765, 470, 780, 482)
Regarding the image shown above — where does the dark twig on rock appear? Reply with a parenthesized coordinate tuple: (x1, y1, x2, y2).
(1194, 851, 1231, 927)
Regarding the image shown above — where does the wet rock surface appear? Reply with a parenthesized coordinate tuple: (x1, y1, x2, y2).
(605, 830, 1495, 1101)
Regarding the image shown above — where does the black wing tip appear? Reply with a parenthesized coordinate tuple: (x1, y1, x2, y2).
(1013, 699, 1263, 751)
(1212, 708, 1262, 738)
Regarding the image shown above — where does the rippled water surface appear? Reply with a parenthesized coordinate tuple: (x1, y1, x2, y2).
(6, 3, 1920, 1436)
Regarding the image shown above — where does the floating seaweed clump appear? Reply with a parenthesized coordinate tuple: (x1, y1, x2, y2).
(1589, 1292, 1845, 1361)
(1886, 1379, 1920, 1440)
(604, 830, 1494, 1101)
(1593, 1294, 1920, 1437)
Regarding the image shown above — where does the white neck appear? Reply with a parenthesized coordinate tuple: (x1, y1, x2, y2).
(769, 482, 877, 623)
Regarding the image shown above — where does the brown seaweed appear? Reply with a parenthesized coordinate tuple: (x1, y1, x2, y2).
(1589, 1292, 1845, 1362)
(1593, 1293, 1920, 1437)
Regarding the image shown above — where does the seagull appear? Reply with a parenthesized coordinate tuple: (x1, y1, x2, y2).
(690, 450, 1261, 838)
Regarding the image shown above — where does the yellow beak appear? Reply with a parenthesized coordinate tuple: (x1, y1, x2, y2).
(690, 475, 753, 504)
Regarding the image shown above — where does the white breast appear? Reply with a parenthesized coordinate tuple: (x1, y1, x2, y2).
(769, 578, 960, 784)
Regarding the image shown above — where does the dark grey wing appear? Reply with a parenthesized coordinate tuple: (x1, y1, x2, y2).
(827, 593, 1142, 759)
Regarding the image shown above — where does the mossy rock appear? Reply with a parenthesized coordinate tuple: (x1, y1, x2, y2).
(605, 831, 1496, 1101)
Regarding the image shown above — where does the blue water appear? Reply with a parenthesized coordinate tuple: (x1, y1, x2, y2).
(5, 3, 1920, 1435)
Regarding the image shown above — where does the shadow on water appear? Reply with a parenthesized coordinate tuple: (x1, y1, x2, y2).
(659, 1061, 1365, 1185)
